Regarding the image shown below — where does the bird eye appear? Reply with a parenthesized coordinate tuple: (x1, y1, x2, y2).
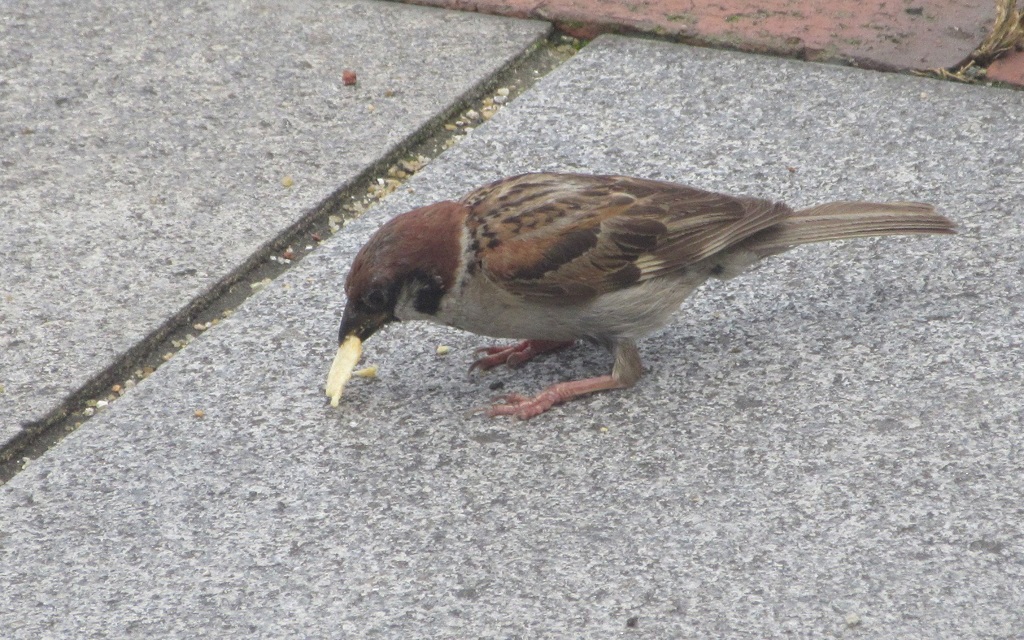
(362, 287, 388, 310)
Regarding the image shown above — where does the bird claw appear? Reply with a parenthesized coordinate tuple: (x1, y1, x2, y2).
(491, 392, 530, 404)
(473, 345, 511, 356)
(469, 345, 521, 372)
(485, 392, 558, 420)
(477, 374, 627, 420)
(464, 393, 549, 419)
(468, 340, 573, 373)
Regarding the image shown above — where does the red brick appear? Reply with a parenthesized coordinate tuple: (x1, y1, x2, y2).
(986, 48, 1024, 86)
(402, 0, 996, 71)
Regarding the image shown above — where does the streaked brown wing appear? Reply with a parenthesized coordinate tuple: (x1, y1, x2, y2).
(462, 173, 790, 301)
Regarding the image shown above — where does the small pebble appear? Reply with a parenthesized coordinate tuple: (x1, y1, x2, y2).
(83, 407, 95, 417)
(845, 613, 861, 627)
(493, 95, 507, 105)
(496, 87, 510, 96)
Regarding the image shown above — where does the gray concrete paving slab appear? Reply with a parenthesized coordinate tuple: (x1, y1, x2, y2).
(0, 0, 549, 445)
(2, 35, 1023, 638)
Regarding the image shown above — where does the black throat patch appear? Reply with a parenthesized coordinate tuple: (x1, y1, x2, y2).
(410, 271, 446, 316)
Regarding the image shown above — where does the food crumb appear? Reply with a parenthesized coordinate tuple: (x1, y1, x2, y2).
(436, 345, 452, 355)
(194, 409, 206, 419)
(281, 175, 294, 188)
(342, 69, 357, 85)
(353, 365, 378, 378)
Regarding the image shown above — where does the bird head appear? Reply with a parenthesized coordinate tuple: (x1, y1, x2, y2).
(338, 200, 465, 345)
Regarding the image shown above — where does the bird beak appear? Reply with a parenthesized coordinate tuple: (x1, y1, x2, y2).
(337, 302, 391, 344)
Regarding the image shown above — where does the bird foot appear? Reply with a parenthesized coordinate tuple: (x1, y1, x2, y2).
(485, 374, 626, 420)
(469, 340, 573, 372)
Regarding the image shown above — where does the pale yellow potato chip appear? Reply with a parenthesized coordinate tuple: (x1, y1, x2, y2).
(326, 335, 362, 407)
(353, 365, 378, 378)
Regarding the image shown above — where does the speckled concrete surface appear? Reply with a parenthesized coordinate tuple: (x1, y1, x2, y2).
(2, 36, 1022, 638)
(0, 0, 548, 445)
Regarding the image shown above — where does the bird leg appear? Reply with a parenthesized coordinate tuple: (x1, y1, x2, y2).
(487, 376, 627, 420)
(469, 339, 573, 372)
(487, 339, 642, 420)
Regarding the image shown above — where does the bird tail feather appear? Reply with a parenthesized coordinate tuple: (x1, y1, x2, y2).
(742, 201, 956, 257)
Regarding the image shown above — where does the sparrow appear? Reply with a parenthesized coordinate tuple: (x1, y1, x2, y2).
(331, 172, 955, 419)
